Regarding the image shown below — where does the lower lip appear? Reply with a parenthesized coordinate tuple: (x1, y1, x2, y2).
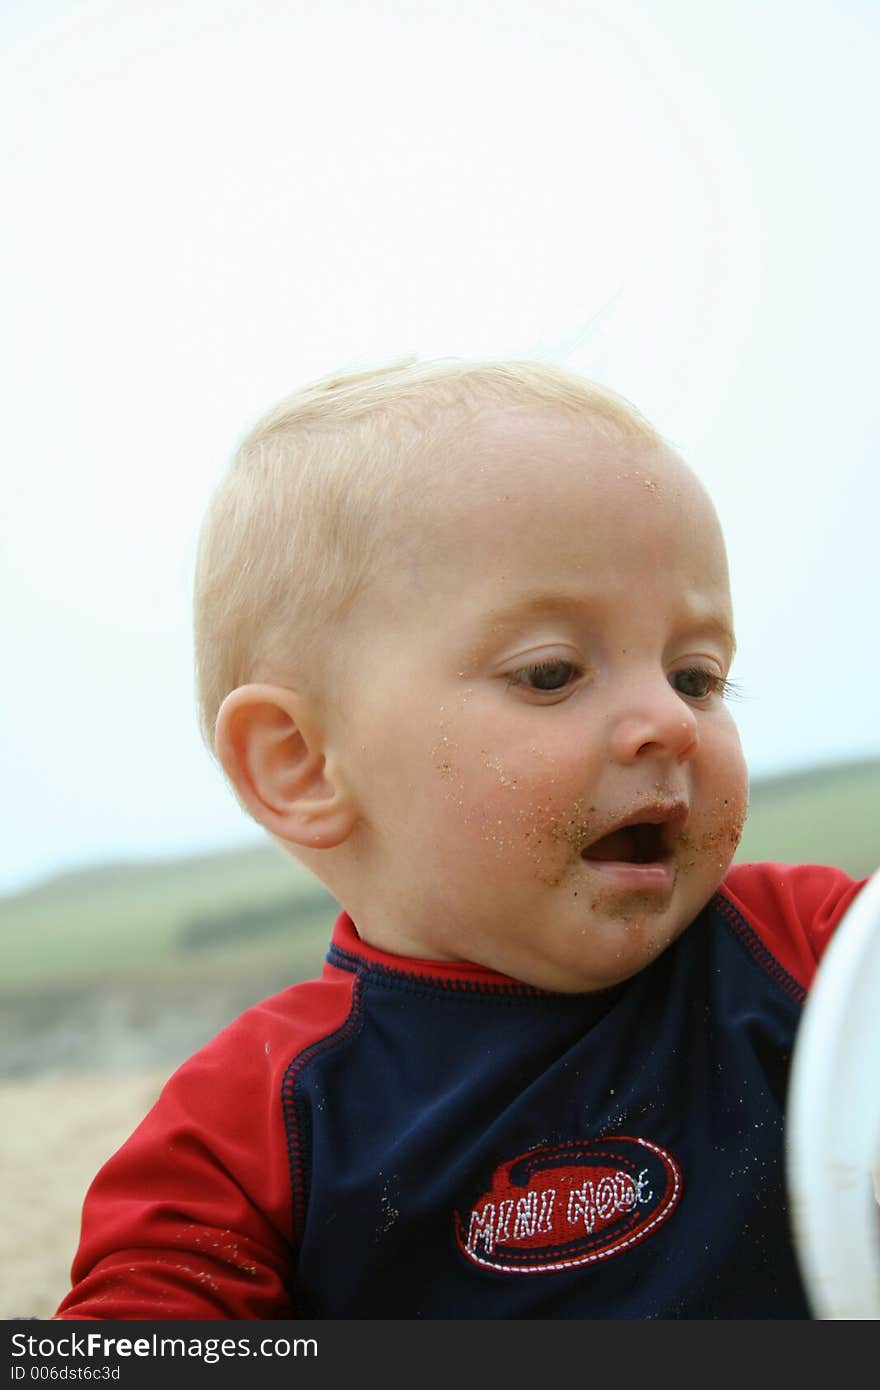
(579, 858, 675, 891)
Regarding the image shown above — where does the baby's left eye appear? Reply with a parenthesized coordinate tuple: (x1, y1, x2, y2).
(508, 659, 581, 693)
(670, 668, 724, 699)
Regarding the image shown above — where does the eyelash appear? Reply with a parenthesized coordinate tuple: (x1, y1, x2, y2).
(506, 661, 741, 701)
(505, 659, 583, 694)
(670, 669, 740, 701)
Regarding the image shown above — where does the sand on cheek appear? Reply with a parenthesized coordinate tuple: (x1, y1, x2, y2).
(677, 795, 749, 875)
(426, 729, 725, 976)
(431, 721, 596, 882)
(433, 716, 746, 883)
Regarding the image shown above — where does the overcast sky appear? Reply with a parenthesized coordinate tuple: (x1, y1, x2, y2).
(2, 0, 878, 896)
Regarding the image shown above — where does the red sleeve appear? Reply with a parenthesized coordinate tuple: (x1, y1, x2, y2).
(54, 966, 355, 1320)
(719, 862, 868, 993)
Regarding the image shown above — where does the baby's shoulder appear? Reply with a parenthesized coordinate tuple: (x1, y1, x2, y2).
(715, 861, 867, 991)
(159, 958, 359, 1110)
(719, 860, 864, 927)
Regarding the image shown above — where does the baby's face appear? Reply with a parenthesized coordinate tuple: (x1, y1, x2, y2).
(329, 408, 749, 992)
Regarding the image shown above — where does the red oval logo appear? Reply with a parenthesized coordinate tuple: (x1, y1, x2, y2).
(455, 1136, 682, 1274)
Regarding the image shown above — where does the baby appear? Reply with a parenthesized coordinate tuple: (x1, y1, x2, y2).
(55, 358, 865, 1319)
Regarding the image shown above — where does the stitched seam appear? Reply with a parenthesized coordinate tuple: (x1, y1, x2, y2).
(713, 892, 806, 1005)
(328, 944, 587, 1001)
(280, 977, 364, 1246)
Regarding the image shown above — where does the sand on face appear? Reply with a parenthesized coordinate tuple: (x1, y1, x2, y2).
(0, 1070, 167, 1319)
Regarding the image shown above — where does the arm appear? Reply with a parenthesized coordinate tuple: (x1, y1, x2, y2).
(54, 967, 355, 1320)
(54, 1042, 294, 1319)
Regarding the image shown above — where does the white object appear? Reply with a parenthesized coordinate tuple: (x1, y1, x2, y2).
(786, 867, 880, 1319)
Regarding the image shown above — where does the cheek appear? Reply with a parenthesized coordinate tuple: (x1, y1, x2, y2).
(433, 730, 599, 876)
(680, 737, 750, 875)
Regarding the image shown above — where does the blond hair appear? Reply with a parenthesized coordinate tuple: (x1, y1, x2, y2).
(193, 356, 663, 754)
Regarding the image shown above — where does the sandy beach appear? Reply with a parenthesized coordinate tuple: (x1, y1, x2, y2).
(1, 1071, 168, 1319)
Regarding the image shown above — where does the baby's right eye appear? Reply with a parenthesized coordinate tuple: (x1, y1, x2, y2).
(506, 659, 581, 693)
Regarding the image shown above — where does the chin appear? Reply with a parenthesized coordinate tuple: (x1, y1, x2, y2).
(555, 916, 690, 995)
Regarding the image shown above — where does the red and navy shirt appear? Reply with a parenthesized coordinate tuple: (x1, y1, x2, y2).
(55, 861, 865, 1320)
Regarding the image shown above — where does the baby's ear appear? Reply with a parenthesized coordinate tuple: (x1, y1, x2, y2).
(215, 684, 358, 849)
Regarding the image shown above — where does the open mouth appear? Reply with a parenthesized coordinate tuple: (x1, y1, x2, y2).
(579, 805, 687, 867)
(581, 822, 670, 865)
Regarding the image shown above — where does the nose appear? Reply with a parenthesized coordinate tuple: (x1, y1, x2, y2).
(609, 679, 699, 765)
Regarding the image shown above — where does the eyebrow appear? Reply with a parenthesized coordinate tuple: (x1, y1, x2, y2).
(478, 593, 591, 630)
(473, 591, 738, 658)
